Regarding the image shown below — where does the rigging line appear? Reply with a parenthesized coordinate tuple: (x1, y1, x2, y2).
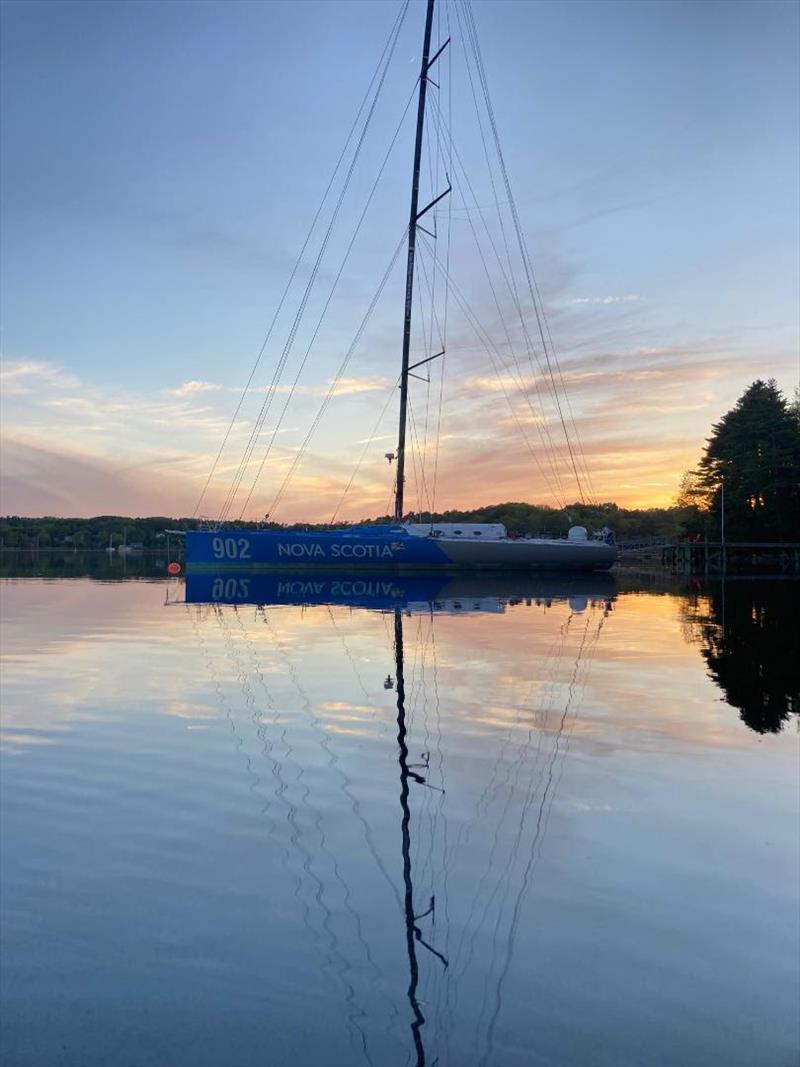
(471, 613, 592, 1051)
(450, 1, 526, 369)
(318, 608, 408, 921)
(410, 251, 434, 514)
(427, 88, 557, 429)
(425, 133, 570, 510)
(424, 86, 437, 231)
(419, 233, 569, 511)
(421, 10, 445, 527)
(457, 0, 557, 391)
(532, 273, 598, 502)
(443, 608, 572, 999)
(426, 96, 570, 505)
(426, 615, 450, 1022)
(425, 98, 566, 485)
(201, 607, 333, 981)
(329, 377, 399, 525)
(434, 11, 542, 386)
(421, 235, 567, 511)
(452, 607, 582, 1046)
(414, 244, 446, 522)
(265, 232, 408, 520)
(385, 473, 397, 521)
(407, 394, 423, 517)
(220, 8, 411, 523)
(235, 73, 420, 523)
(414, 621, 437, 889)
(235, 66, 417, 522)
(464, 1, 597, 505)
(478, 611, 600, 1067)
(415, 239, 446, 356)
(324, 606, 371, 701)
(248, 613, 380, 1066)
(193, 0, 409, 520)
(408, 395, 432, 518)
(430, 0, 454, 521)
(223, 62, 408, 527)
(461, 1, 590, 504)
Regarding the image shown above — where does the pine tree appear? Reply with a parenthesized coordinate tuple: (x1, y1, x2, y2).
(696, 380, 800, 541)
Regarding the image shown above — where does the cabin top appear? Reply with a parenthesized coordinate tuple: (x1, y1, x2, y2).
(404, 523, 507, 540)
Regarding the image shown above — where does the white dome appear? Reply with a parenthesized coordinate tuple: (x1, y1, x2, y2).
(567, 525, 588, 542)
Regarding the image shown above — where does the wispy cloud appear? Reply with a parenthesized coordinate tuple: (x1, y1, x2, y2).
(0, 360, 80, 397)
(328, 376, 391, 397)
(168, 380, 223, 397)
(566, 294, 642, 306)
(1, 337, 795, 519)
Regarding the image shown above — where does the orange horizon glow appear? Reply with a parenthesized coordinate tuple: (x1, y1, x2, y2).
(1, 359, 795, 521)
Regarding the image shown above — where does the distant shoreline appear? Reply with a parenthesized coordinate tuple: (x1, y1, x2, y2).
(0, 501, 693, 550)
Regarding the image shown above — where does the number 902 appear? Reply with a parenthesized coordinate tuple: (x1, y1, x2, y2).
(211, 537, 251, 560)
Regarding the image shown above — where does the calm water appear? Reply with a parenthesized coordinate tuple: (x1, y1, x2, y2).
(1, 565, 798, 1067)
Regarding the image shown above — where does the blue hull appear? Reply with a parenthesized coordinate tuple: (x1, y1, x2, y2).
(184, 525, 617, 572)
(185, 526, 450, 570)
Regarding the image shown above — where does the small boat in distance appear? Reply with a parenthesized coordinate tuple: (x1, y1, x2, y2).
(184, 0, 617, 574)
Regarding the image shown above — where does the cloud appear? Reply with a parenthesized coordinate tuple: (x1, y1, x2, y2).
(0, 360, 80, 397)
(1, 334, 796, 520)
(168, 380, 223, 397)
(328, 376, 391, 397)
(0, 437, 193, 516)
(566, 295, 642, 306)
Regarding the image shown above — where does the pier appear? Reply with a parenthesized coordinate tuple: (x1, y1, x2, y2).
(659, 541, 800, 574)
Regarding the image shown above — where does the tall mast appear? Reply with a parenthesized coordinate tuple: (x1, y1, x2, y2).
(395, 0, 436, 522)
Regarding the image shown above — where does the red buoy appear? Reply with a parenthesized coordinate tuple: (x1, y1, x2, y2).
(167, 562, 181, 575)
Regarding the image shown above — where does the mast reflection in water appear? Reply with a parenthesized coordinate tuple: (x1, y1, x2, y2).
(393, 607, 447, 1065)
(182, 570, 615, 1066)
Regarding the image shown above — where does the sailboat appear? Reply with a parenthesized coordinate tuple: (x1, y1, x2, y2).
(184, 0, 617, 574)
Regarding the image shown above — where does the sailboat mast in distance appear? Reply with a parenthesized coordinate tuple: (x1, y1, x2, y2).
(395, 0, 437, 522)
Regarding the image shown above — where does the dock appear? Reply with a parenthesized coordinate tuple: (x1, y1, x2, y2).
(628, 541, 800, 574)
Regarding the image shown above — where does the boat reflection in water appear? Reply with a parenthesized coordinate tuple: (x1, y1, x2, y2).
(182, 570, 616, 1066)
(183, 569, 616, 615)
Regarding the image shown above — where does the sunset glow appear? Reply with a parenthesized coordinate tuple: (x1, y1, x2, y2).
(2, 1, 797, 519)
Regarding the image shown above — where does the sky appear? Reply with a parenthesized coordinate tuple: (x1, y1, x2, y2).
(1, 0, 798, 521)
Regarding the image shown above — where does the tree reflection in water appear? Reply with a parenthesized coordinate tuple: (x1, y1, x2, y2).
(685, 580, 799, 734)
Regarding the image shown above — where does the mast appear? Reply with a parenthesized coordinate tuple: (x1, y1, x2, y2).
(395, 0, 436, 522)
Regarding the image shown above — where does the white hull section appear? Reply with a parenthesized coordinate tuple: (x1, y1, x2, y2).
(430, 536, 617, 571)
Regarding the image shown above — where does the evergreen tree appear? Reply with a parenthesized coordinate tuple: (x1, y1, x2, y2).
(696, 380, 800, 541)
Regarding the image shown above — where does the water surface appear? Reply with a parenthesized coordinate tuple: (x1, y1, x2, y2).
(1, 568, 798, 1066)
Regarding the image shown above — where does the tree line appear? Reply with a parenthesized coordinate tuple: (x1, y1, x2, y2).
(0, 502, 687, 549)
